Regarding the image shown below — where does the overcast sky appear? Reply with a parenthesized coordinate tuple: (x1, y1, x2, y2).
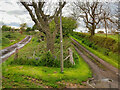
(0, 0, 34, 28)
(0, 0, 71, 28)
(0, 0, 118, 28)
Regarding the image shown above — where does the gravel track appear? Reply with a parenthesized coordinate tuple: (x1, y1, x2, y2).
(0, 35, 32, 63)
(71, 38, 119, 88)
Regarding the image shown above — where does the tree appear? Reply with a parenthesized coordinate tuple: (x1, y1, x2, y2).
(26, 27, 32, 32)
(31, 24, 38, 31)
(100, 3, 118, 37)
(2, 25, 11, 31)
(20, 1, 66, 53)
(20, 23, 27, 31)
(49, 17, 77, 37)
(62, 17, 77, 37)
(70, 0, 116, 36)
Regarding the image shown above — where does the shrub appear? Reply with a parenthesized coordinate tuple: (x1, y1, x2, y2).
(97, 31, 104, 33)
(39, 51, 60, 67)
(115, 32, 119, 34)
(91, 44, 98, 50)
(10, 51, 60, 67)
(5, 33, 15, 39)
(104, 49, 110, 56)
(10, 50, 79, 68)
(2, 37, 10, 46)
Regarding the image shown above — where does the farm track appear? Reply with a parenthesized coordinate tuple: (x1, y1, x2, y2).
(0, 35, 32, 63)
(71, 38, 119, 88)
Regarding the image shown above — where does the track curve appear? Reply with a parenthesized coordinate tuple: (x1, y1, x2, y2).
(0, 35, 32, 63)
(71, 38, 119, 88)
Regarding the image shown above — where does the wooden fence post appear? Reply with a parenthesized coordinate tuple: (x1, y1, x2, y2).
(14, 48, 18, 60)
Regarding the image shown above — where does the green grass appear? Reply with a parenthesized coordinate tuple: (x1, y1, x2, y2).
(81, 33, 118, 41)
(70, 36, 118, 68)
(2, 35, 92, 88)
(2, 53, 92, 88)
(2, 75, 43, 88)
(0, 64, 2, 90)
(95, 33, 118, 41)
(1, 31, 25, 49)
(2, 54, 91, 87)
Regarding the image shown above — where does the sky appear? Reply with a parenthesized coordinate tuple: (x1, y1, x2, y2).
(0, 0, 70, 28)
(0, 0, 34, 28)
(0, 0, 118, 29)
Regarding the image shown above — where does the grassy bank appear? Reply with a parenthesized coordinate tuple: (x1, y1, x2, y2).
(1, 31, 25, 49)
(2, 34, 92, 88)
(70, 34, 118, 68)
(95, 33, 118, 41)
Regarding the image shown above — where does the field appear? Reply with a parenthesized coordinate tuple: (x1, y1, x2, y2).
(2, 34, 92, 88)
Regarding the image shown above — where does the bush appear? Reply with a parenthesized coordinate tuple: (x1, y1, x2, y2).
(39, 51, 60, 67)
(115, 32, 119, 34)
(104, 49, 110, 56)
(10, 50, 79, 68)
(2, 37, 10, 46)
(91, 44, 98, 50)
(5, 33, 15, 39)
(10, 51, 60, 67)
(97, 31, 104, 33)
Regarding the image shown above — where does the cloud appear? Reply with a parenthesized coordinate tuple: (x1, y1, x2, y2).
(7, 10, 28, 15)
(0, 10, 6, 13)
(0, 0, 34, 27)
(4, 1, 13, 5)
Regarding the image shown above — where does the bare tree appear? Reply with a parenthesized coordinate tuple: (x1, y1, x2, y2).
(101, 2, 118, 36)
(70, 0, 117, 36)
(20, 0, 66, 53)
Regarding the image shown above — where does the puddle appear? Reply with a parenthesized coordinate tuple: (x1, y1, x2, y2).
(88, 78, 116, 88)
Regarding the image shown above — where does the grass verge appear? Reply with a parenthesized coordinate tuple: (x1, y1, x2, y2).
(70, 36, 118, 68)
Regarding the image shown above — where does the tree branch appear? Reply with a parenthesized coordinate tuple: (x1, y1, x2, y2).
(32, 1, 45, 25)
(21, 2, 38, 25)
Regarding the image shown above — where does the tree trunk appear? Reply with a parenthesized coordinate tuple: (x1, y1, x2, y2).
(105, 20, 107, 38)
(91, 28, 95, 36)
(46, 34, 55, 54)
(91, 22, 95, 36)
(14, 48, 18, 60)
(68, 48, 75, 65)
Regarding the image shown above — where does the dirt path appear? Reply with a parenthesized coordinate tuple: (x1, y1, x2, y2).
(0, 35, 32, 63)
(71, 38, 119, 88)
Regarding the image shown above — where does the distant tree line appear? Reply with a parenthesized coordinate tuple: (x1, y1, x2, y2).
(1, 23, 37, 32)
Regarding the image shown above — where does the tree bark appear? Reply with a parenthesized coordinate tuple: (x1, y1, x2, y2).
(91, 29, 95, 36)
(68, 48, 75, 65)
(46, 33, 55, 54)
(91, 24, 95, 36)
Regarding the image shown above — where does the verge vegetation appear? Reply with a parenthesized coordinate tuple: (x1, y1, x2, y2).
(71, 32, 118, 68)
(2, 34, 92, 88)
(1, 32, 25, 49)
